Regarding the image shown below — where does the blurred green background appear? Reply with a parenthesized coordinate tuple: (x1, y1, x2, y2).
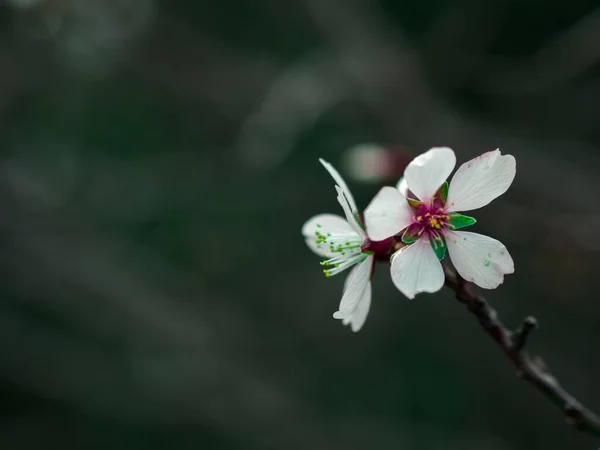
(0, 0, 599, 448)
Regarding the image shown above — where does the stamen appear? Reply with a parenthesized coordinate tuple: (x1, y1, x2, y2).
(314, 228, 365, 277)
(322, 252, 365, 277)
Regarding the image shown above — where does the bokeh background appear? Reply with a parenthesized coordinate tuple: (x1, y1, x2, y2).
(0, 0, 599, 449)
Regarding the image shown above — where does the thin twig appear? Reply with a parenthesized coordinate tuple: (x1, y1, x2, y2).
(443, 265, 600, 437)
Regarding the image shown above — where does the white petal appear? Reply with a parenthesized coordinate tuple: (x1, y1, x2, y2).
(302, 214, 360, 256)
(446, 231, 514, 289)
(335, 185, 367, 239)
(346, 283, 372, 332)
(404, 147, 456, 201)
(390, 238, 444, 299)
(364, 186, 413, 241)
(340, 266, 371, 331)
(396, 177, 408, 196)
(333, 255, 373, 318)
(446, 149, 516, 212)
(342, 262, 360, 293)
(319, 158, 358, 212)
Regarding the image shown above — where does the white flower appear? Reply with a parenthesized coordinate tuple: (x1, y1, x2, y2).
(364, 147, 516, 299)
(302, 159, 378, 332)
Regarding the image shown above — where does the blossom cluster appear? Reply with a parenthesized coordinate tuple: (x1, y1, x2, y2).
(302, 147, 516, 332)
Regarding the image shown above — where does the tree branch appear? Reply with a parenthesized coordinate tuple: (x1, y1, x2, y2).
(443, 265, 600, 437)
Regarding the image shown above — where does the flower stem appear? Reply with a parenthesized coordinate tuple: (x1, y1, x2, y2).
(443, 264, 600, 438)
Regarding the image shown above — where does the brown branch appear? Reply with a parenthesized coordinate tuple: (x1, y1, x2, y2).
(443, 265, 600, 437)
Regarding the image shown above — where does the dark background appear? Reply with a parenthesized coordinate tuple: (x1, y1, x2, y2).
(0, 0, 599, 449)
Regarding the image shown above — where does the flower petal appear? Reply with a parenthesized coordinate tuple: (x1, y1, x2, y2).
(446, 149, 516, 212)
(345, 283, 371, 332)
(340, 268, 371, 332)
(364, 186, 413, 241)
(396, 176, 419, 199)
(446, 231, 514, 289)
(342, 262, 360, 294)
(333, 255, 373, 318)
(320, 158, 358, 212)
(404, 147, 456, 202)
(390, 238, 445, 299)
(302, 213, 360, 256)
(335, 186, 366, 238)
(396, 177, 408, 196)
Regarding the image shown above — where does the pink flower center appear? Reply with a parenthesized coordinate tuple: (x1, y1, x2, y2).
(414, 206, 450, 234)
(401, 202, 450, 246)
